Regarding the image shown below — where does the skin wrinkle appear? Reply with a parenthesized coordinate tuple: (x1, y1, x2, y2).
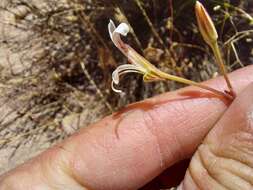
(168, 100, 192, 126)
(209, 132, 253, 169)
(161, 100, 200, 158)
(233, 133, 253, 156)
(142, 109, 166, 169)
(231, 145, 253, 166)
(117, 141, 150, 182)
(1, 158, 53, 190)
(203, 143, 253, 185)
(155, 102, 188, 160)
(68, 133, 110, 188)
(150, 101, 190, 162)
(182, 170, 200, 190)
(188, 155, 208, 190)
(97, 125, 123, 156)
(195, 107, 219, 131)
(222, 163, 253, 188)
(35, 147, 86, 190)
(117, 113, 166, 190)
(198, 151, 227, 190)
(178, 98, 209, 126)
(247, 105, 253, 125)
(205, 142, 253, 186)
(220, 164, 252, 189)
(57, 139, 89, 186)
(167, 98, 222, 156)
(197, 148, 228, 189)
(143, 98, 201, 164)
(54, 148, 90, 190)
(247, 105, 253, 132)
(198, 144, 253, 190)
(214, 169, 253, 190)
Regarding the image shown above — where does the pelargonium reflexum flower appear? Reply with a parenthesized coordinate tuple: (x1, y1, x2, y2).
(108, 20, 163, 93)
(195, 1, 218, 47)
(108, 20, 234, 100)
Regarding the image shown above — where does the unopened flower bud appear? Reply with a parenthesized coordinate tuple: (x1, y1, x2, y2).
(195, 1, 218, 46)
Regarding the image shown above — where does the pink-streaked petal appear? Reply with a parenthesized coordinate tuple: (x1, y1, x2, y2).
(108, 20, 116, 40)
(108, 20, 129, 53)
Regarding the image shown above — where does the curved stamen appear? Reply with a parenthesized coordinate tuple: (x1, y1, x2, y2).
(111, 64, 146, 93)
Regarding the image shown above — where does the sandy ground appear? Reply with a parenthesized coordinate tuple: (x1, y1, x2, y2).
(0, 0, 107, 174)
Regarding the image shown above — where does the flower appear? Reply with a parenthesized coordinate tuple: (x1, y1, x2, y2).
(107, 20, 234, 100)
(108, 20, 163, 93)
(195, 1, 218, 47)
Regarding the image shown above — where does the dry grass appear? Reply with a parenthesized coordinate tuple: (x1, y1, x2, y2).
(0, 0, 252, 175)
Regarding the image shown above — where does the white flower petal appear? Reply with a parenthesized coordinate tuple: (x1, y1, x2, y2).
(114, 23, 129, 36)
(108, 19, 116, 41)
(108, 20, 131, 54)
(108, 20, 162, 94)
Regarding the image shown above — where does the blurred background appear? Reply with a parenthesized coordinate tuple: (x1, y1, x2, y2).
(0, 0, 252, 188)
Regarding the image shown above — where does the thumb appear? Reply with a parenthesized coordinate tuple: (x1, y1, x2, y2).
(181, 83, 253, 190)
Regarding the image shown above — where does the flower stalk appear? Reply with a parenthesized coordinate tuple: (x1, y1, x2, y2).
(211, 42, 235, 97)
(195, 1, 235, 98)
(108, 20, 233, 100)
